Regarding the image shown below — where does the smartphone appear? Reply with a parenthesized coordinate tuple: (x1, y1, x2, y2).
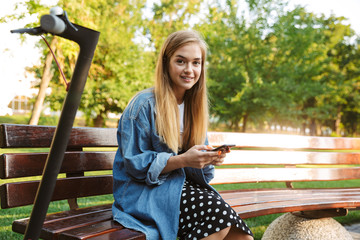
(210, 144, 235, 151)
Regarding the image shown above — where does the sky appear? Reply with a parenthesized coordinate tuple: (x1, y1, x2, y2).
(288, 0, 360, 34)
(0, 0, 57, 113)
(0, 0, 359, 113)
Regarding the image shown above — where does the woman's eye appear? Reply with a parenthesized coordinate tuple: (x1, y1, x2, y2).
(176, 59, 185, 64)
(194, 61, 201, 66)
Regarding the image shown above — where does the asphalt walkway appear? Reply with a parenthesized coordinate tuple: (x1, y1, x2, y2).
(344, 223, 360, 240)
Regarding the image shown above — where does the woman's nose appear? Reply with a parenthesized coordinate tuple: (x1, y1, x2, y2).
(184, 63, 193, 73)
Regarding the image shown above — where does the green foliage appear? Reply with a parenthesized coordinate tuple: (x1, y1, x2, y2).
(198, 0, 295, 131)
(145, 0, 202, 54)
(197, 0, 359, 134)
(42, 0, 155, 126)
(37, 115, 59, 126)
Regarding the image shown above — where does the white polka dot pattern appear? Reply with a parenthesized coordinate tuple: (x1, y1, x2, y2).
(177, 180, 253, 239)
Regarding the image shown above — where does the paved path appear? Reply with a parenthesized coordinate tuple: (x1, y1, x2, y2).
(344, 223, 360, 240)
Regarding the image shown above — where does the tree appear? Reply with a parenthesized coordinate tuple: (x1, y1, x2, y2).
(44, 0, 154, 127)
(198, 0, 293, 132)
(320, 21, 360, 135)
(266, 7, 331, 135)
(198, 0, 357, 135)
(1, 1, 58, 125)
(143, 0, 203, 54)
(5, 0, 360, 135)
(5, 0, 205, 127)
(29, 37, 57, 125)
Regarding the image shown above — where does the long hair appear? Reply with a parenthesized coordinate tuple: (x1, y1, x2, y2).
(154, 30, 209, 153)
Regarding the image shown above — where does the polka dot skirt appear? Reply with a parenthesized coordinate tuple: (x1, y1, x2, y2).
(177, 180, 253, 239)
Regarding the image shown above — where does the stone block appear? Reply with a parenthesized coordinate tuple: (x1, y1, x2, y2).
(262, 213, 353, 240)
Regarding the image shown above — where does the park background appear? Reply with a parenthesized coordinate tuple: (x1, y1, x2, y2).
(0, 0, 360, 136)
(1, 0, 360, 239)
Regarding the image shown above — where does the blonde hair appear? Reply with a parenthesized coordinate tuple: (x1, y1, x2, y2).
(154, 30, 209, 153)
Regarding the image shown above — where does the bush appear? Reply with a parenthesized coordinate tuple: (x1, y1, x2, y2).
(38, 115, 59, 126)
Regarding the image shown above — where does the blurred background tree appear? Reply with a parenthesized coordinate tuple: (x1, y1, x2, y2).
(3, 0, 360, 135)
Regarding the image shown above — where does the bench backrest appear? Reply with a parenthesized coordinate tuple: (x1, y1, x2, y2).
(0, 124, 117, 209)
(208, 132, 360, 185)
(1, 124, 360, 210)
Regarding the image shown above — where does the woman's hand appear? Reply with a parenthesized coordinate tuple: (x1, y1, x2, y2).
(162, 145, 229, 174)
(210, 145, 231, 166)
(210, 148, 227, 166)
(181, 145, 220, 169)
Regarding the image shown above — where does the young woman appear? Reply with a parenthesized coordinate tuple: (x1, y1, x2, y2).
(112, 30, 253, 240)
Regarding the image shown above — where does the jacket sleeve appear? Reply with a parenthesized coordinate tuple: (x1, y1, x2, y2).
(202, 164, 215, 183)
(202, 136, 215, 183)
(118, 102, 173, 186)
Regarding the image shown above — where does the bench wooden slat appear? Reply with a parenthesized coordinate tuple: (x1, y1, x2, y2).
(0, 151, 115, 179)
(208, 131, 360, 150)
(233, 195, 360, 219)
(221, 188, 360, 206)
(0, 124, 117, 148)
(1, 176, 113, 208)
(14, 209, 113, 239)
(218, 188, 360, 218)
(4, 124, 360, 150)
(59, 220, 145, 240)
(212, 167, 360, 185)
(58, 220, 124, 240)
(12, 204, 113, 233)
(3, 150, 359, 179)
(44, 210, 113, 236)
(83, 229, 146, 240)
(221, 188, 360, 200)
(224, 150, 360, 165)
(13, 205, 145, 240)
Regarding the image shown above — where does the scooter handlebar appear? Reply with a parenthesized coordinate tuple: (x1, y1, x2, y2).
(10, 27, 44, 35)
(40, 14, 66, 35)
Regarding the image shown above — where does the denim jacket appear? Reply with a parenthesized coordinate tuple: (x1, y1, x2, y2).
(112, 88, 216, 240)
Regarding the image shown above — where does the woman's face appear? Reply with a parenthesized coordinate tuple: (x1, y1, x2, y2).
(168, 43, 202, 103)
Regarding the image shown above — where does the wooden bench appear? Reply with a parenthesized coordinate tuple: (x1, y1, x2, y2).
(1, 123, 360, 239)
(0, 124, 145, 240)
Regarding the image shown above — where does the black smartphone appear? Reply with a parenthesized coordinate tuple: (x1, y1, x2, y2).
(210, 144, 235, 151)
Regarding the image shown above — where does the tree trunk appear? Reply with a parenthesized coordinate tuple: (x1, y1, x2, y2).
(29, 38, 57, 125)
(242, 113, 248, 133)
(316, 123, 322, 136)
(93, 114, 105, 127)
(300, 122, 306, 135)
(309, 118, 316, 136)
(335, 106, 342, 136)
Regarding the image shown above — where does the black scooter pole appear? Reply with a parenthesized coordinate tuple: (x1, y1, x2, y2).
(11, 9, 100, 240)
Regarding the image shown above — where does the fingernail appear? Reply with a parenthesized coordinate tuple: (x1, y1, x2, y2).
(218, 151, 221, 156)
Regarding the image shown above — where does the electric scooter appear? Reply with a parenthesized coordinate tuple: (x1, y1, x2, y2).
(11, 6, 100, 240)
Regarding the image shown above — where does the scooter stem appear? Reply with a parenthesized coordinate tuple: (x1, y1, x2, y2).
(23, 23, 100, 240)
